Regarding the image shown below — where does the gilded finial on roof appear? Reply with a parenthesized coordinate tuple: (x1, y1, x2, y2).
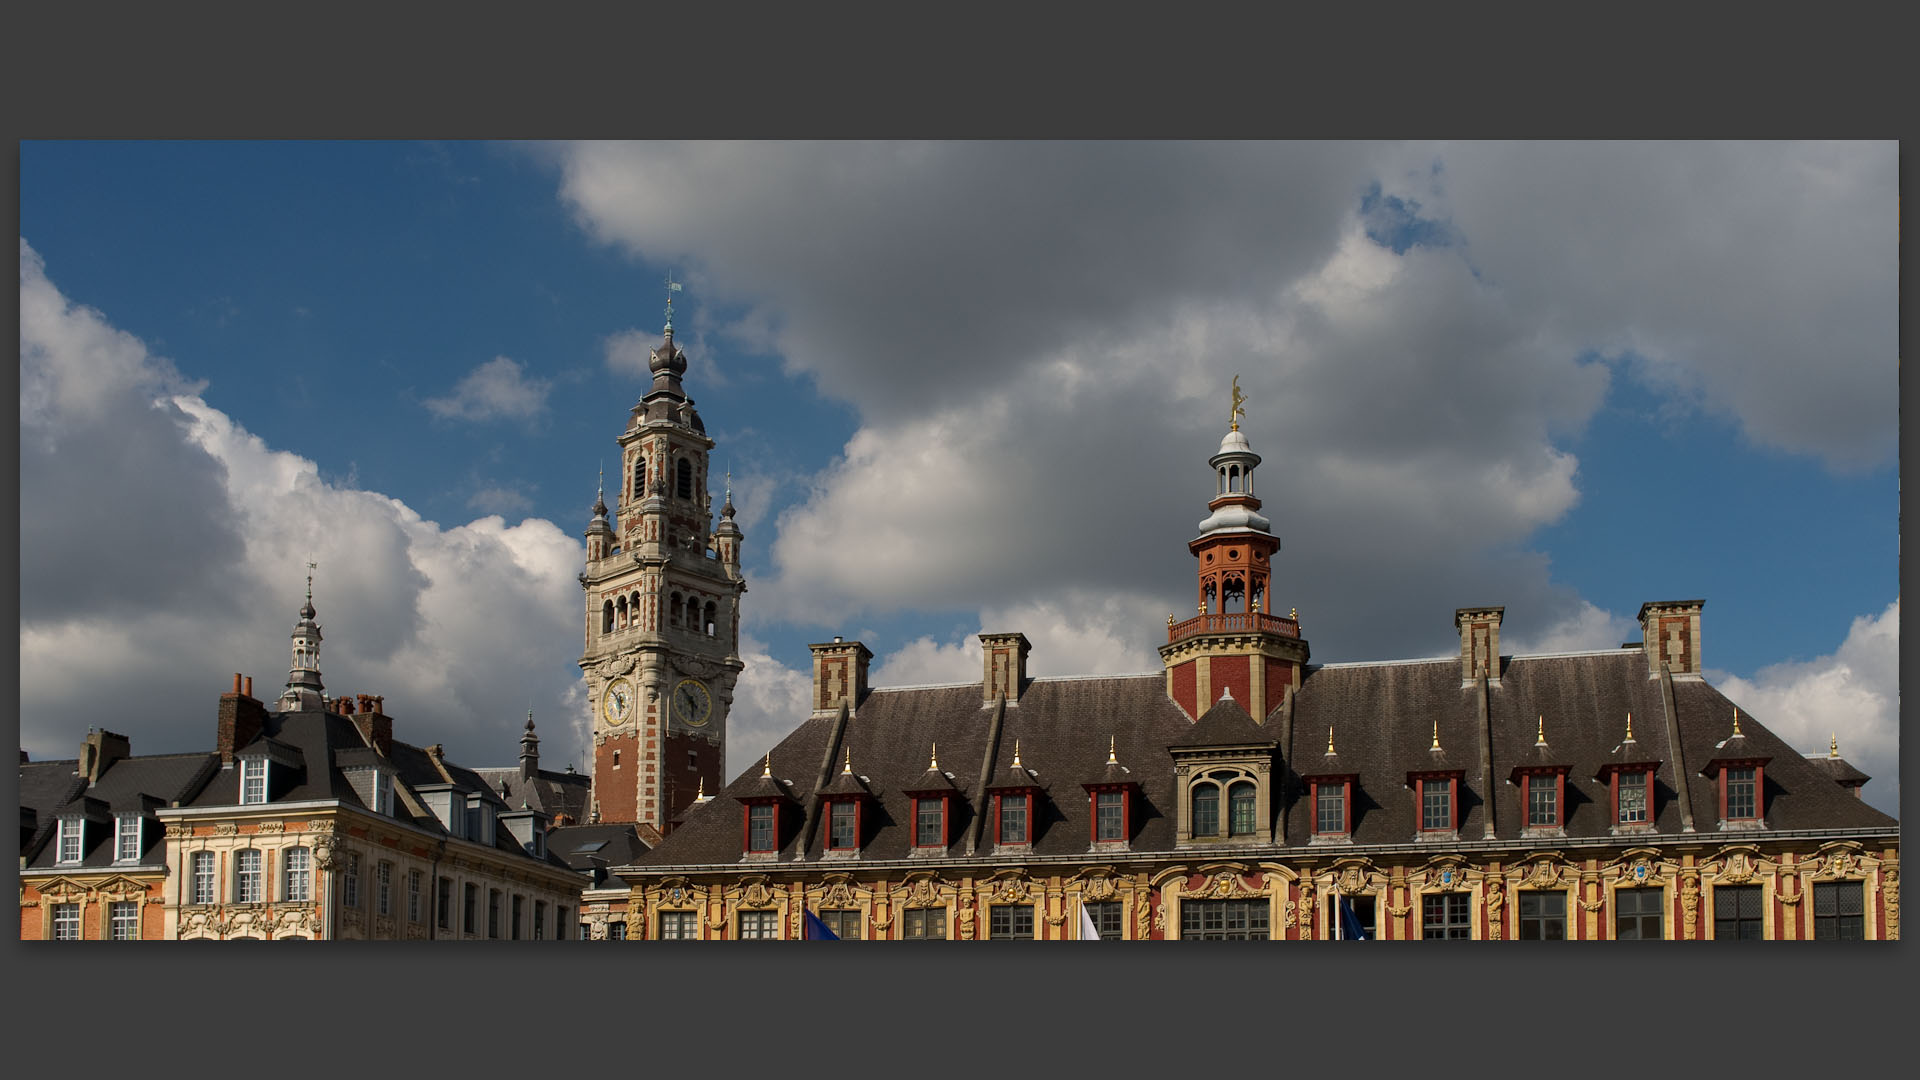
(1731, 707, 1742, 737)
(1012, 739, 1023, 769)
(1830, 732, 1839, 758)
(762, 753, 772, 778)
(1289, 607, 1298, 620)
(1107, 735, 1118, 766)
(1624, 712, 1634, 742)
(1326, 726, 1336, 755)
(1168, 613, 1176, 628)
(695, 775, 705, 799)
(842, 746, 853, 774)
(1229, 375, 1247, 432)
(1431, 719, 1442, 752)
(929, 742, 939, 770)
(1536, 715, 1547, 746)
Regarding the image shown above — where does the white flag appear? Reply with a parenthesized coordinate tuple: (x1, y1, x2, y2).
(1079, 903, 1101, 941)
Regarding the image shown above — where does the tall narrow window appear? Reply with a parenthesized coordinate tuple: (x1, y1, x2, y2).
(56, 817, 82, 864)
(1228, 781, 1257, 836)
(488, 889, 501, 938)
(915, 799, 944, 848)
(1617, 771, 1649, 824)
(283, 847, 311, 902)
(1813, 881, 1865, 940)
(235, 849, 263, 903)
(52, 904, 81, 941)
(608, 920, 629, 940)
(534, 899, 547, 940)
(1316, 782, 1346, 835)
(632, 455, 646, 499)
(116, 813, 142, 862)
(1096, 790, 1125, 842)
(407, 870, 423, 922)
(437, 877, 453, 930)
(1083, 901, 1123, 940)
(376, 861, 392, 917)
(370, 771, 393, 816)
(343, 853, 360, 909)
(1527, 776, 1559, 827)
(676, 458, 693, 499)
(1422, 779, 1453, 831)
(1725, 767, 1757, 820)
(828, 801, 858, 850)
(512, 895, 524, 940)
(1192, 783, 1220, 837)
(998, 794, 1028, 844)
(1518, 892, 1566, 940)
(748, 804, 776, 852)
(464, 883, 478, 934)
(240, 758, 268, 805)
(110, 900, 140, 941)
(191, 851, 217, 904)
(602, 600, 614, 634)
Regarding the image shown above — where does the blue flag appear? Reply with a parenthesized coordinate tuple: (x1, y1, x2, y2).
(1338, 896, 1368, 941)
(803, 908, 841, 940)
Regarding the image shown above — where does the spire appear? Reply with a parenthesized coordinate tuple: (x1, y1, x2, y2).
(929, 742, 939, 770)
(1011, 739, 1023, 769)
(1731, 707, 1743, 737)
(1430, 719, 1442, 752)
(1327, 726, 1336, 755)
(520, 709, 540, 779)
(1535, 715, 1548, 746)
(1830, 732, 1840, 758)
(663, 273, 683, 333)
(1107, 735, 1118, 766)
(278, 562, 326, 711)
(842, 746, 853, 774)
(1623, 712, 1635, 743)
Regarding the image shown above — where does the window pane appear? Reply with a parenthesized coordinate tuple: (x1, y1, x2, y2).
(1528, 777, 1557, 826)
(1814, 882, 1865, 940)
(989, 904, 1034, 940)
(739, 910, 778, 939)
(117, 816, 142, 861)
(1422, 781, 1452, 831)
(1316, 784, 1345, 834)
(111, 901, 140, 941)
(1614, 888, 1663, 940)
(1713, 885, 1763, 940)
(235, 849, 262, 903)
(1096, 791, 1125, 841)
(1192, 784, 1219, 836)
(1726, 767, 1756, 819)
(829, 801, 857, 849)
(1084, 901, 1123, 939)
(1519, 892, 1565, 940)
(915, 799, 943, 847)
(1423, 893, 1471, 939)
(1618, 772, 1648, 823)
(53, 904, 80, 941)
(1228, 781, 1257, 835)
(822, 909, 860, 939)
(1180, 899, 1269, 940)
(192, 852, 217, 905)
(748, 804, 775, 851)
(284, 847, 310, 902)
(1000, 795, 1027, 844)
(904, 907, 947, 940)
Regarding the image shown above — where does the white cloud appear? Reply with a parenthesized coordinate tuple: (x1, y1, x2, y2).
(1503, 601, 1639, 656)
(19, 241, 588, 776)
(423, 355, 550, 422)
(1713, 599, 1899, 813)
(602, 328, 656, 380)
(467, 485, 534, 515)
(724, 632, 815, 781)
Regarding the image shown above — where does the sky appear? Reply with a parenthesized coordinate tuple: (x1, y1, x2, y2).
(16, 141, 1900, 813)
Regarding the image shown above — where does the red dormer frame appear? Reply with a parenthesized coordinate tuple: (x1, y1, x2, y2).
(905, 792, 951, 850)
(740, 800, 783, 853)
(994, 791, 1031, 845)
(1083, 783, 1137, 845)
(1306, 774, 1357, 836)
(1509, 765, 1570, 830)
(1596, 760, 1660, 828)
(823, 796, 867, 852)
(1408, 771, 1463, 833)
(1703, 757, 1769, 825)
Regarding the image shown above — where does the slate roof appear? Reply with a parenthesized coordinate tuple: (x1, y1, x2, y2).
(20, 752, 219, 870)
(629, 647, 1896, 872)
(549, 823, 651, 889)
(471, 765, 593, 823)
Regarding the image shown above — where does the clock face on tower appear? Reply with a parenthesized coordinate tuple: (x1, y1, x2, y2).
(672, 678, 712, 727)
(602, 677, 634, 725)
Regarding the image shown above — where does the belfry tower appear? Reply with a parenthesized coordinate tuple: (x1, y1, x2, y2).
(1159, 378, 1309, 721)
(579, 281, 745, 830)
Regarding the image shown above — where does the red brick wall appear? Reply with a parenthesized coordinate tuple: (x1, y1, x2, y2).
(1210, 655, 1251, 712)
(594, 732, 639, 823)
(1170, 661, 1196, 720)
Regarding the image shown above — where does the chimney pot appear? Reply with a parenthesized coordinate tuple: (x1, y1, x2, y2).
(243, 676, 253, 698)
(1454, 607, 1504, 684)
(978, 632, 1033, 703)
(809, 638, 873, 713)
(233, 673, 243, 694)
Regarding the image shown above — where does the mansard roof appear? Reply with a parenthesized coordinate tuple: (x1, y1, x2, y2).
(20, 752, 219, 869)
(625, 649, 1896, 873)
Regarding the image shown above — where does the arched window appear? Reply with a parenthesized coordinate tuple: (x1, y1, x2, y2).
(1218, 467, 1228, 495)
(234, 849, 263, 904)
(1192, 783, 1220, 837)
(602, 600, 614, 634)
(1222, 576, 1245, 613)
(669, 593, 682, 625)
(633, 454, 646, 499)
(615, 595, 628, 629)
(704, 601, 717, 636)
(1228, 464, 1243, 493)
(283, 847, 311, 901)
(677, 458, 694, 499)
(631, 592, 642, 628)
(1228, 781, 1257, 835)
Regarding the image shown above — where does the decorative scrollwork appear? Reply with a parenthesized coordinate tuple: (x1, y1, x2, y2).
(994, 875, 1031, 902)
(1823, 851, 1861, 879)
(1882, 868, 1899, 940)
(1528, 858, 1563, 888)
(823, 881, 855, 908)
(213, 822, 239, 836)
(1201, 870, 1252, 899)
(1083, 874, 1116, 902)
(256, 820, 286, 834)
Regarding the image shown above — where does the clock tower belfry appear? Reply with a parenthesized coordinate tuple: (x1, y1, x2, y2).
(580, 284, 745, 831)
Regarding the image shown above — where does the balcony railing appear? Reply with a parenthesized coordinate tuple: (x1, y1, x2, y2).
(1168, 611, 1300, 642)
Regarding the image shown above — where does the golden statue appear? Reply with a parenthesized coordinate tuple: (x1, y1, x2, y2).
(1229, 375, 1248, 432)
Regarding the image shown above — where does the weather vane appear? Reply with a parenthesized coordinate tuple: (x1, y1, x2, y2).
(1229, 375, 1247, 432)
(664, 273, 683, 329)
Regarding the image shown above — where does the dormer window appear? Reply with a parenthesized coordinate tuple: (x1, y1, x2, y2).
(1408, 770, 1463, 837)
(915, 798, 946, 848)
(1095, 790, 1125, 842)
(1701, 752, 1769, 830)
(748, 804, 777, 851)
(1228, 780, 1257, 835)
(370, 770, 394, 816)
(997, 793, 1029, 845)
(1308, 775, 1356, 839)
(56, 816, 83, 865)
(1510, 763, 1570, 834)
(115, 813, 142, 863)
(1617, 771, 1649, 824)
(1192, 783, 1219, 835)
(827, 800, 859, 851)
(1725, 766, 1756, 819)
(240, 757, 268, 805)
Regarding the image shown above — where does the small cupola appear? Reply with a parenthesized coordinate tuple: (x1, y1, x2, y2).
(278, 567, 327, 712)
(519, 711, 540, 779)
(818, 748, 875, 856)
(735, 754, 797, 859)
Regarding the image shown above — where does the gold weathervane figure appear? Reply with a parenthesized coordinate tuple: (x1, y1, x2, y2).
(1229, 375, 1248, 432)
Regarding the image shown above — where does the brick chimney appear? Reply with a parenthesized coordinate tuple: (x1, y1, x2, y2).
(217, 673, 270, 765)
(1638, 600, 1704, 675)
(980, 632, 1031, 703)
(79, 729, 132, 783)
(809, 637, 873, 714)
(350, 693, 394, 756)
(1455, 607, 1504, 684)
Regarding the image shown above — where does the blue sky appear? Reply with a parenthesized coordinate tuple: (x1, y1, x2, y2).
(18, 141, 1898, 811)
